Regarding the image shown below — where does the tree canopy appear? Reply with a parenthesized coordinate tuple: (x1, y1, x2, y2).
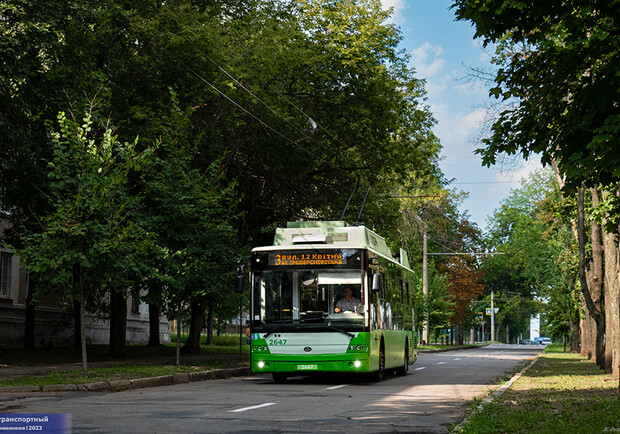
(452, 0, 620, 195)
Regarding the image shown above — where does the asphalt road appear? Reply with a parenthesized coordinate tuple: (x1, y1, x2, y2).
(0, 344, 543, 433)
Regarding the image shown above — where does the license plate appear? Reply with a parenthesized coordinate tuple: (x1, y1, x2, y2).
(297, 364, 318, 370)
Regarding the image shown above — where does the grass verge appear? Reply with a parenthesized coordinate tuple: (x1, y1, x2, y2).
(0, 334, 249, 388)
(456, 344, 620, 433)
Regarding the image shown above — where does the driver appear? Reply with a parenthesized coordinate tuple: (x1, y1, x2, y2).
(334, 286, 361, 313)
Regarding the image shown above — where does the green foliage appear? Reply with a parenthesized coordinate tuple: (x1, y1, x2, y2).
(452, 0, 620, 199)
(483, 169, 578, 342)
(413, 262, 454, 339)
(21, 111, 152, 306)
(2, 0, 446, 342)
(138, 96, 239, 316)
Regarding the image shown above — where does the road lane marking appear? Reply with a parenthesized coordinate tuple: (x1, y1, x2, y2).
(414, 367, 426, 370)
(325, 384, 348, 390)
(454, 358, 462, 361)
(228, 402, 277, 413)
(437, 362, 445, 365)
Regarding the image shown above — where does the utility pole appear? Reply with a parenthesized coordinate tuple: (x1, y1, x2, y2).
(491, 289, 495, 342)
(422, 231, 429, 344)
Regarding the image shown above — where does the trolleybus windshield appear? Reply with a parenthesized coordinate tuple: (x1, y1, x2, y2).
(253, 269, 366, 332)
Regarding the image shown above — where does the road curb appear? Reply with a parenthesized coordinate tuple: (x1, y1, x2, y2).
(0, 366, 252, 395)
(453, 353, 541, 431)
(418, 343, 489, 354)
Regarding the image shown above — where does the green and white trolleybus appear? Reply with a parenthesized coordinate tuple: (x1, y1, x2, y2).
(249, 221, 417, 382)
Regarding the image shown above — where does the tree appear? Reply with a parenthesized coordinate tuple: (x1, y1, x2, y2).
(138, 99, 238, 354)
(3, 0, 444, 354)
(436, 220, 485, 345)
(412, 261, 453, 344)
(21, 110, 152, 371)
(452, 0, 620, 193)
(484, 170, 579, 346)
(453, 0, 620, 381)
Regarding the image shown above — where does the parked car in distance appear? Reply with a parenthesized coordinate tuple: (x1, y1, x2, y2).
(519, 339, 533, 345)
(534, 337, 552, 345)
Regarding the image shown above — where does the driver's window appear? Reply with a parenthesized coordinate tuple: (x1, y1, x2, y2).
(333, 285, 362, 313)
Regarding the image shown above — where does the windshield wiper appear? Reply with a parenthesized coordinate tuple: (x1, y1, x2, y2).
(263, 319, 295, 339)
(325, 325, 355, 338)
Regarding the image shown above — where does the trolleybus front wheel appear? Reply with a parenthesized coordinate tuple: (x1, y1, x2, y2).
(371, 343, 385, 382)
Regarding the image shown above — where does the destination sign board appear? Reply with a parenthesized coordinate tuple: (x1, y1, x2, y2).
(268, 252, 347, 267)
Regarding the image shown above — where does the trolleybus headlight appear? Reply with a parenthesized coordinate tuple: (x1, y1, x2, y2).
(354, 361, 361, 368)
(356, 345, 361, 350)
(257, 361, 265, 368)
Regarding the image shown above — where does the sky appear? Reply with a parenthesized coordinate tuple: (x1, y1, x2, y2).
(382, 0, 542, 232)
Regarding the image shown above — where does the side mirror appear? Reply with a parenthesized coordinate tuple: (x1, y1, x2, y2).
(234, 263, 246, 294)
(372, 273, 380, 293)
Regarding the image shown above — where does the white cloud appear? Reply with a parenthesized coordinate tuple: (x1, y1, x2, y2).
(433, 105, 485, 152)
(410, 42, 453, 99)
(381, 0, 408, 25)
(411, 42, 444, 75)
(494, 156, 543, 184)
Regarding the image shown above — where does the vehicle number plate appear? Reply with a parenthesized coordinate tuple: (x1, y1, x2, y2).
(297, 364, 318, 370)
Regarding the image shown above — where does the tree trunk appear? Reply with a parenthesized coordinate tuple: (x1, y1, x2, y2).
(569, 308, 580, 353)
(603, 228, 617, 373)
(589, 188, 606, 369)
(109, 288, 127, 358)
(602, 185, 620, 379)
(182, 296, 206, 354)
(24, 275, 35, 350)
(73, 298, 82, 350)
(455, 323, 463, 346)
(71, 265, 83, 351)
(553, 170, 606, 363)
(80, 280, 88, 376)
(577, 185, 605, 369)
(580, 307, 596, 359)
(206, 298, 215, 346)
(147, 286, 161, 347)
(147, 302, 161, 347)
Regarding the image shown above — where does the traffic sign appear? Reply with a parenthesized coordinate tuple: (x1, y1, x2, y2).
(486, 308, 492, 315)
